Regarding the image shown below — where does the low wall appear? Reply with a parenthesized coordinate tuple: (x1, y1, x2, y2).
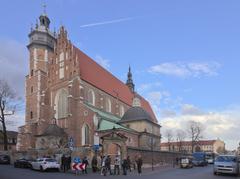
(127, 147, 182, 168)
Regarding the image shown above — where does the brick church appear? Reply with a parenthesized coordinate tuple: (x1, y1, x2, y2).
(17, 11, 161, 158)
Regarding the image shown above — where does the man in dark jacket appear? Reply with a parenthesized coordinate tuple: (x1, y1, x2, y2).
(105, 155, 112, 175)
(61, 155, 67, 172)
(126, 156, 131, 172)
(122, 158, 128, 175)
(82, 156, 89, 174)
(136, 155, 143, 176)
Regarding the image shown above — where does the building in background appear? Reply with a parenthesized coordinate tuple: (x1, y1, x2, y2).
(16, 11, 161, 158)
(161, 139, 225, 154)
(0, 131, 18, 151)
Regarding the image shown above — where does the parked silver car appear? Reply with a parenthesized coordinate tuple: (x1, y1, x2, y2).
(213, 155, 239, 176)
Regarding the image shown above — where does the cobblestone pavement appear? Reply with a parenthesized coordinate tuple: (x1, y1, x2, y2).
(0, 164, 238, 179)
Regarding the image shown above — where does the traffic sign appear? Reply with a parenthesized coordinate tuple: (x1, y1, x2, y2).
(73, 157, 81, 163)
(68, 136, 74, 150)
(72, 163, 86, 171)
(93, 144, 99, 151)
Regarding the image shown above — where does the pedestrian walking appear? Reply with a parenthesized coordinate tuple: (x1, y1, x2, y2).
(126, 156, 131, 172)
(97, 155, 101, 171)
(114, 155, 120, 175)
(61, 154, 67, 173)
(91, 155, 98, 173)
(68, 155, 72, 170)
(136, 155, 143, 176)
(101, 155, 107, 176)
(105, 155, 112, 175)
(122, 158, 128, 175)
(82, 156, 89, 174)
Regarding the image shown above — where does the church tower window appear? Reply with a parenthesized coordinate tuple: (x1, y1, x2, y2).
(59, 52, 65, 79)
(119, 105, 125, 117)
(30, 111, 33, 119)
(87, 89, 95, 106)
(55, 89, 68, 119)
(82, 124, 90, 145)
(106, 98, 111, 113)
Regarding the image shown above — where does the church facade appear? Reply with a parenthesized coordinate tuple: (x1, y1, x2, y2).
(17, 12, 161, 158)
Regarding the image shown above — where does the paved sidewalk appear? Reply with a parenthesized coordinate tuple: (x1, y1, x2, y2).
(64, 164, 175, 177)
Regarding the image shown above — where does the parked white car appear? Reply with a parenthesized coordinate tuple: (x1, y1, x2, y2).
(30, 158, 60, 172)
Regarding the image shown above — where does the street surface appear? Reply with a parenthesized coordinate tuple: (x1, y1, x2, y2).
(0, 165, 238, 179)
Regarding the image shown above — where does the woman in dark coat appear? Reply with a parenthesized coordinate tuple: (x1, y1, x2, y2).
(91, 155, 98, 173)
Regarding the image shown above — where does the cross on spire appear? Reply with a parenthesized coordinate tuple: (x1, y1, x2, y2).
(43, 3, 47, 15)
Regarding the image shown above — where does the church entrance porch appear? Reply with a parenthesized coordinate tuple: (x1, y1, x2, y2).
(101, 130, 128, 160)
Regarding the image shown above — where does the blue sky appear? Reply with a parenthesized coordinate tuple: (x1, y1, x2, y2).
(0, 0, 240, 150)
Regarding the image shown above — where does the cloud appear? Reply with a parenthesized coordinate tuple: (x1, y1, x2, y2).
(0, 39, 28, 98)
(0, 39, 27, 132)
(80, 17, 137, 28)
(149, 61, 221, 78)
(160, 105, 240, 150)
(137, 82, 161, 93)
(161, 109, 177, 118)
(95, 55, 110, 70)
(146, 91, 171, 119)
(4, 111, 25, 131)
(181, 104, 206, 116)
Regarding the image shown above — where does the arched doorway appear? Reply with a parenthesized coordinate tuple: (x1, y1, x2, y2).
(101, 131, 128, 160)
(107, 143, 121, 156)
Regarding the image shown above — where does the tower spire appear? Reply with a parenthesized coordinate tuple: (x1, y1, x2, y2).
(126, 65, 135, 92)
(39, 3, 50, 29)
(43, 3, 47, 15)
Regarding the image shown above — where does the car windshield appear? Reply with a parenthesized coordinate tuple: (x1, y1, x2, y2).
(216, 156, 236, 162)
(45, 159, 56, 162)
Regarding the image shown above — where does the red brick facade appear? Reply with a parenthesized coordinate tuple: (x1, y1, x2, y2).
(16, 14, 161, 155)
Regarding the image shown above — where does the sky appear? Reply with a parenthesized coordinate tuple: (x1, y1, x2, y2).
(0, 0, 239, 150)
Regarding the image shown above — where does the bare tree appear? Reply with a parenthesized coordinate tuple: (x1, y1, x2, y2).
(176, 129, 186, 153)
(216, 146, 226, 154)
(165, 129, 174, 151)
(0, 80, 16, 151)
(187, 121, 204, 153)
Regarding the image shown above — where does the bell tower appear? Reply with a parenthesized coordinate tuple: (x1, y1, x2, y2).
(25, 7, 56, 125)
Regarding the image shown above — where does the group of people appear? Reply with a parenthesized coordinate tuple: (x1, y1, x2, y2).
(61, 154, 143, 176)
(61, 154, 71, 172)
(94, 154, 143, 176)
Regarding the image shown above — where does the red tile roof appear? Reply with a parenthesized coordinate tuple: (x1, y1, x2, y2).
(161, 140, 216, 147)
(75, 46, 157, 122)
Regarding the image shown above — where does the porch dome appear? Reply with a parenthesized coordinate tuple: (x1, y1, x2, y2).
(120, 106, 153, 122)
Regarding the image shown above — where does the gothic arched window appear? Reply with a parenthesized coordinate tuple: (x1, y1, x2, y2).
(87, 89, 95, 106)
(119, 105, 125, 117)
(82, 124, 90, 145)
(106, 98, 111, 113)
(55, 89, 68, 119)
